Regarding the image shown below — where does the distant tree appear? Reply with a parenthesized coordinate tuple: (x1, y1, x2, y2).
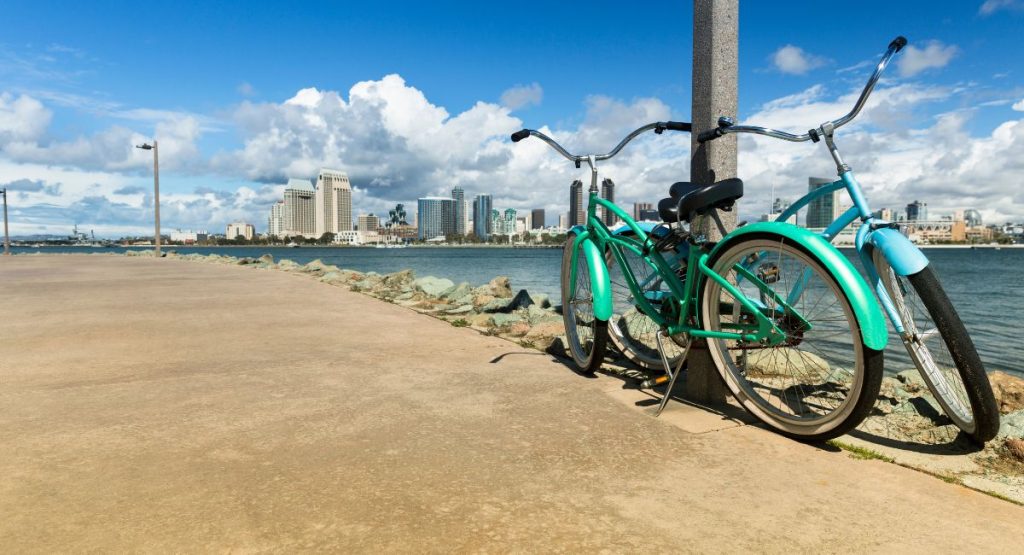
(318, 232, 336, 245)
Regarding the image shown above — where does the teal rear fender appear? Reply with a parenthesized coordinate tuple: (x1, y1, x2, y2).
(708, 222, 888, 351)
(576, 234, 613, 321)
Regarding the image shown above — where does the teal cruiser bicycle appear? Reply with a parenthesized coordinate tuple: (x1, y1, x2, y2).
(698, 37, 999, 443)
(511, 122, 887, 441)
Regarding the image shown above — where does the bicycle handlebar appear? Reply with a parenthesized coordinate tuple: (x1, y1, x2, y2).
(510, 121, 691, 165)
(698, 36, 908, 144)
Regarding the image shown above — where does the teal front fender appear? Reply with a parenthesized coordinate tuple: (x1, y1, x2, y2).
(574, 233, 613, 321)
(709, 222, 888, 351)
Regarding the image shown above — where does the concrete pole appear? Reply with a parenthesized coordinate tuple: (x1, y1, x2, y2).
(153, 140, 161, 256)
(2, 188, 10, 255)
(686, 0, 738, 404)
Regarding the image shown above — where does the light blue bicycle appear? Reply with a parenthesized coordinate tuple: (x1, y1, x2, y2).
(697, 36, 999, 443)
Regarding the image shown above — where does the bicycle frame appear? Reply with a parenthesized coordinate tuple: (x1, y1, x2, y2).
(570, 192, 791, 346)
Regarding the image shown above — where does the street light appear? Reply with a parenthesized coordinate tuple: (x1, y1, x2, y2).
(135, 141, 160, 255)
(2, 187, 9, 256)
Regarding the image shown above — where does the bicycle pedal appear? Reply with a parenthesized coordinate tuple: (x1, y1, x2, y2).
(639, 375, 671, 389)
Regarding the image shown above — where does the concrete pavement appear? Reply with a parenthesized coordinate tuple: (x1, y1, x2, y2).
(1, 255, 1021, 552)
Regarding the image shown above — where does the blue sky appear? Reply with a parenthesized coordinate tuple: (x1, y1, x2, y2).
(2, 0, 1023, 236)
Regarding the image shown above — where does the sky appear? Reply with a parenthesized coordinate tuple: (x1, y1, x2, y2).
(1, 0, 1023, 237)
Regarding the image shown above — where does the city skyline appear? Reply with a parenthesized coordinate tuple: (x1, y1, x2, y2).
(2, 2, 1023, 237)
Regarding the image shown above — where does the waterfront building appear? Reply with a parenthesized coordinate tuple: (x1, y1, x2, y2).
(170, 229, 208, 244)
(872, 208, 894, 221)
(418, 197, 456, 240)
(558, 212, 569, 230)
(964, 209, 982, 228)
(473, 194, 492, 239)
(283, 178, 316, 238)
(358, 214, 380, 233)
(315, 169, 352, 237)
(637, 208, 660, 221)
(451, 186, 466, 236)
(531, 208, 545, 229)
(906, 200, 928, 222)
(267, 201, 285, 238)
(633, 202, 653, 221)
(806, 177, 842, 229)
(226, 222, 255, 241)
(569, 180, 584, 226)
(601, 178, 617, 226)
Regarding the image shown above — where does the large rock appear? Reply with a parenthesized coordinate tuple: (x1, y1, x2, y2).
(440, 282, 473, 301)
(474, 276, 513, 299)
(277, 259, 300, 271)
(413, 276, 455, 297)
(997, 410, 1024, 440)
(258, 254, 274, 265)
(482, 289, 535, 314)
(302, 259, 337, 276)
(381, 269, 415, 289)
(990, 371, 1024, 414)
(490, 312, 526, 328)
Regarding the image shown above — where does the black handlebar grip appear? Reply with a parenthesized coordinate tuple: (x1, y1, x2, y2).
(510, 129, 531, 142)
(664, 121, 692, 132)
(889, 36, 908, 53)
(697, 128, 723, 143)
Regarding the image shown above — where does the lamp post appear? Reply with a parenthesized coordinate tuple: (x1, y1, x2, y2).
(135, 141, 160, 255)
(2, 187, 10, 256)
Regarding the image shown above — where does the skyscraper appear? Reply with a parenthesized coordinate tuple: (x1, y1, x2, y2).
(569, 180, 584, 226)
(451, 186, 466, 236)
(473, 194, 492, 240)
(314, 169, 352, 236)
(358, 214, 380, 233)
(283, 178, 316, 238)
(633, 202, 653, 221)
(601, 178, 616, 226)
(226, 222, 255, 240)
(418, 197, 456, 240)
(267, 201, 285, 238)
(806, 177, 842, 229)
(531, 208, 545, 229)
(906, 200, 928, 222)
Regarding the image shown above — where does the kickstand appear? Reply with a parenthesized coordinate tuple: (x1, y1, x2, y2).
(654, 332, 692, 416)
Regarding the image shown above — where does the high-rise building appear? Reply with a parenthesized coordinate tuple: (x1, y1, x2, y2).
(418, 197, 456, 240)
(531, 208, 545, 229)
(806, 177, 842, 229)
(226, 222, 255, 240)
(451, 186, 466, 236)
(283, 178, 316, 238)
(558, 212, 569, 230)
(633, 202, 653, 221)
(504, 208, 517, 235)
(314, 169, 352, 237)
(267, 201, 285, 238)
(601, 178, 616, 226)
(358, 214, 380, 233)
(638, 208, 660, 221)
(906, 200, 928, 222)
(569, 180, 585, 226)
(473, 194, 492, 239)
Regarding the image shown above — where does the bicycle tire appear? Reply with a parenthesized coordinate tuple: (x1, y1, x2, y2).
(873, 252, 1000, 443)
(701, 232, 883, 441)
(561, 230, 609, 374)
(605, 231, 685, 369)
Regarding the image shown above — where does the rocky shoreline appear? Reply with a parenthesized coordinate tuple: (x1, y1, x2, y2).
(129, 249, 1024, 500)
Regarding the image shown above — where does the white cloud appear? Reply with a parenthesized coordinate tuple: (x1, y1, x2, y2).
(0, 92, 52, 145)
(897, 41, 958, 77)
(979, 0, 1024, 15)
(771, 45, 828, 75)
(1013, 99, 1024, 111)
(500, 83, 543, 110)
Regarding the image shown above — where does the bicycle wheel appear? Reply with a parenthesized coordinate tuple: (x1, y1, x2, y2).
(605, 232, 685, 369)
(873, 251, 999, 443)
(561, 230, 609, 374)
(700, 233, 883, 441)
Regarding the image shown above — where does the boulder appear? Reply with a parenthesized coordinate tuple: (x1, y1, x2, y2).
(381, 269, 415, 289)
(1005, 438, 1024, 462)
(490, 312, 525, 328)
(527, 305, 560, 325)
(301, 259, 334, 275)
(482, 289, 535, 314)
(413, 276, 455, 297)
(990, 371, 1024, 414)
(997, 410, 1024, 440)
(440, 282, 473, 301)
(277, 259, 300, 271)
(532, 294, 553, 309)
(445, 304, 475, 315)
(258, 254, 274, 265)
(473, 276, 513, 299)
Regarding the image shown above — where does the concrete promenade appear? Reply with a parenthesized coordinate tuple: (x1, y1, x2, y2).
(1, 256, 1021, 552)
